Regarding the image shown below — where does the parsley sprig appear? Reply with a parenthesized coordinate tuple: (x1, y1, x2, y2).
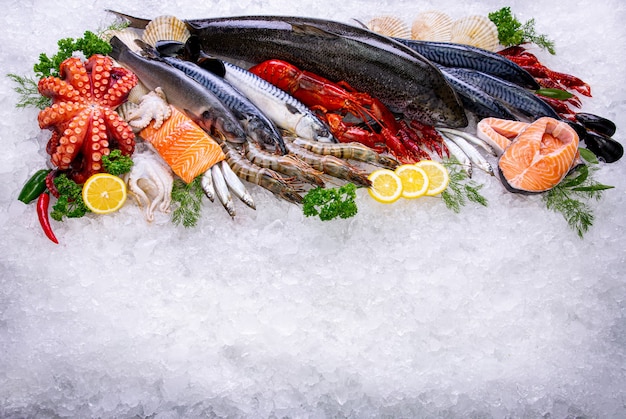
(488, 7, 556, 54)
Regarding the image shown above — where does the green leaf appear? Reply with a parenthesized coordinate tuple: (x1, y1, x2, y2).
(579, 148, 599, 164)
(560, 165, 588, 188)
(536, 88, 574, 100)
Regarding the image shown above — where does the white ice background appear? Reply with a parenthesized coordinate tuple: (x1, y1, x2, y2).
(1, 0, 625, 417)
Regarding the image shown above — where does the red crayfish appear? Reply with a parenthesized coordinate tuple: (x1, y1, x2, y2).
(499, 46, 592, 120)
(248, 59, 444, 163)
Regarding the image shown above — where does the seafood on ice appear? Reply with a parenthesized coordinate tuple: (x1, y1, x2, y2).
(478, 117, 580, 193)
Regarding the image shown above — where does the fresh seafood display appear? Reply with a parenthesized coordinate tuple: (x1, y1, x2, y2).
(10, 7, 622, 240)
(38, 54, 137, 184)
(112, 12, 469, 128)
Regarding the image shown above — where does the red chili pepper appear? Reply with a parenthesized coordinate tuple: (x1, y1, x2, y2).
(36, 192, 59, 244)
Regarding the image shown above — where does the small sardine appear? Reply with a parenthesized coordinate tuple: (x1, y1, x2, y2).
(439, 130, 494, 176)
(219, 160, 256, 210)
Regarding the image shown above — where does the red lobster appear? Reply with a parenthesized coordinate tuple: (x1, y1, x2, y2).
(248, 59, 443, 163)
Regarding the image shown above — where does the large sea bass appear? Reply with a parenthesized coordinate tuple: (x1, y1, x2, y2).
(109, 12, 468, 128)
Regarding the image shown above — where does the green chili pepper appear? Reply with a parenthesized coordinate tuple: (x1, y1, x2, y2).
(18, 169, 51, 204)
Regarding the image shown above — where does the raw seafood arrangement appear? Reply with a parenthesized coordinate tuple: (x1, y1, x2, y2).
(11, 7, 621, 241)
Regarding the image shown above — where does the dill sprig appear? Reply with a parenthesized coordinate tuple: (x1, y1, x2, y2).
(6, 73, 51, 110)
(441, 158, 488, 213)
(171, 177, 205, 228)
(542, 149, 613, 238)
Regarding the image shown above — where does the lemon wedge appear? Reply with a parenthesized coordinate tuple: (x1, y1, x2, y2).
(415, 160, 450, 196)
(367, 169, 403, 203)
(82, 173, 128, 214)
(395, 164, 429, 199)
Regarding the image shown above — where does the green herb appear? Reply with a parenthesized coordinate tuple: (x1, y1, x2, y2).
(441, 158, 488, 213)
(488, 7, 556, 54)
(302, 183, 358, 221)
(171, 177, 204, 228)
(50, 174, 90, 221)
(33, 30, 112, 78)
(7, 73, 51, 109)
(542, 150, 614, 238)
(102, 150, 134, 176)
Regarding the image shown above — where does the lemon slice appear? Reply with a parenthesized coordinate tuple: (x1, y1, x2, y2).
(416, 160, 450, 196)
(395, 164, 429, 199)
(367, 169, 403, 203)
(82, 173, 128, 214)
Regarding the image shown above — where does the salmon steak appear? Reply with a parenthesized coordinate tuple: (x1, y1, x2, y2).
(496, 117, 579, 193)
(140, 105, 226, 183)
(476, 117, 531, 156)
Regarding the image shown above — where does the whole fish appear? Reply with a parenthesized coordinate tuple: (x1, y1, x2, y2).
(109, 12, 468, 128)
(394, 39, 540, 90)
(108, 36, 247, 144)
(442, 67, 560, 121)
(439, 66, 517, 121)
(201, 56, 337, 143)
(153, 51, 288, 154)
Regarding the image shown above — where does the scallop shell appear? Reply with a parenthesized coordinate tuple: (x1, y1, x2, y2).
(411, 11, 453, 42)
(126, 81, 151, 105)
(366, 16, 411, 39)
(107, 27, 144, 53)
(142, 15, 190, 47)
(450, 15, 499, 51)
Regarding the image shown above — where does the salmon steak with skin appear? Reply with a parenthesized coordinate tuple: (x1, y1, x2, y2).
(140, 105, 226, 183)
(496, 117, 579, 193)
(476, 117, 532, 155)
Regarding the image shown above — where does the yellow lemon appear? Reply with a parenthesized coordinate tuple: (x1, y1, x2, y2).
(415, 160, 450, 196)
(82, 173, 128, 214)
(367, 169, 403, 203)
(395, 164, 429, 199)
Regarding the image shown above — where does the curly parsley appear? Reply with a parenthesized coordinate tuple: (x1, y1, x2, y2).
(302, 183, 358, 221)
(488, 7, 556, 54)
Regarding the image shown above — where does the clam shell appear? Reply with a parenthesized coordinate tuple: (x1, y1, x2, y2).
(411, 11, 453, 42)
(366, 16, 411, 39)
(143, 15, 190, 47)
(450, 15, 499, 51)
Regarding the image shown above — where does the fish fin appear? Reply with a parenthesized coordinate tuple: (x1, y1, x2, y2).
(155, 40, 186, 57)
(290, 23, 340, 39)
(196, 55, 226, 78)
(106, 10, 152, 29)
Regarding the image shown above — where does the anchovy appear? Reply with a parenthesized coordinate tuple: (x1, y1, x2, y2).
(157, 54, 287, 154)
(441, 136, 472, 178)
(439, 66, 517, 121)
(394, 39, 540, 90)
(442, 67, 560, 121)
(439, 129, 494, 176)
(109, 11, 467, 128)
(108, 36, 246, 144)
(210, 163, 236, 218)
(219, 160, 256, 210)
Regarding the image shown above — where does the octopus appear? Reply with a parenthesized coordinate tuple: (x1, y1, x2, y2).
(123, 148, 174, 222)
(118, 87, 172, 132)
(37, 54, 138, 184)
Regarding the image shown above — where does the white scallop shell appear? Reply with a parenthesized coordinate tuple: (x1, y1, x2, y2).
(450, 15, 499, 51)
(142, 15, 190, 47)
(411, 11, 453, 42)
(107, 27, 144, 53)
(366, 16, 411, 39)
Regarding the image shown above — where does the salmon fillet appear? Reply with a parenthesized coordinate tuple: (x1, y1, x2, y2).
(140, 106, 225, 183)
(497, 117, 579, 193)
